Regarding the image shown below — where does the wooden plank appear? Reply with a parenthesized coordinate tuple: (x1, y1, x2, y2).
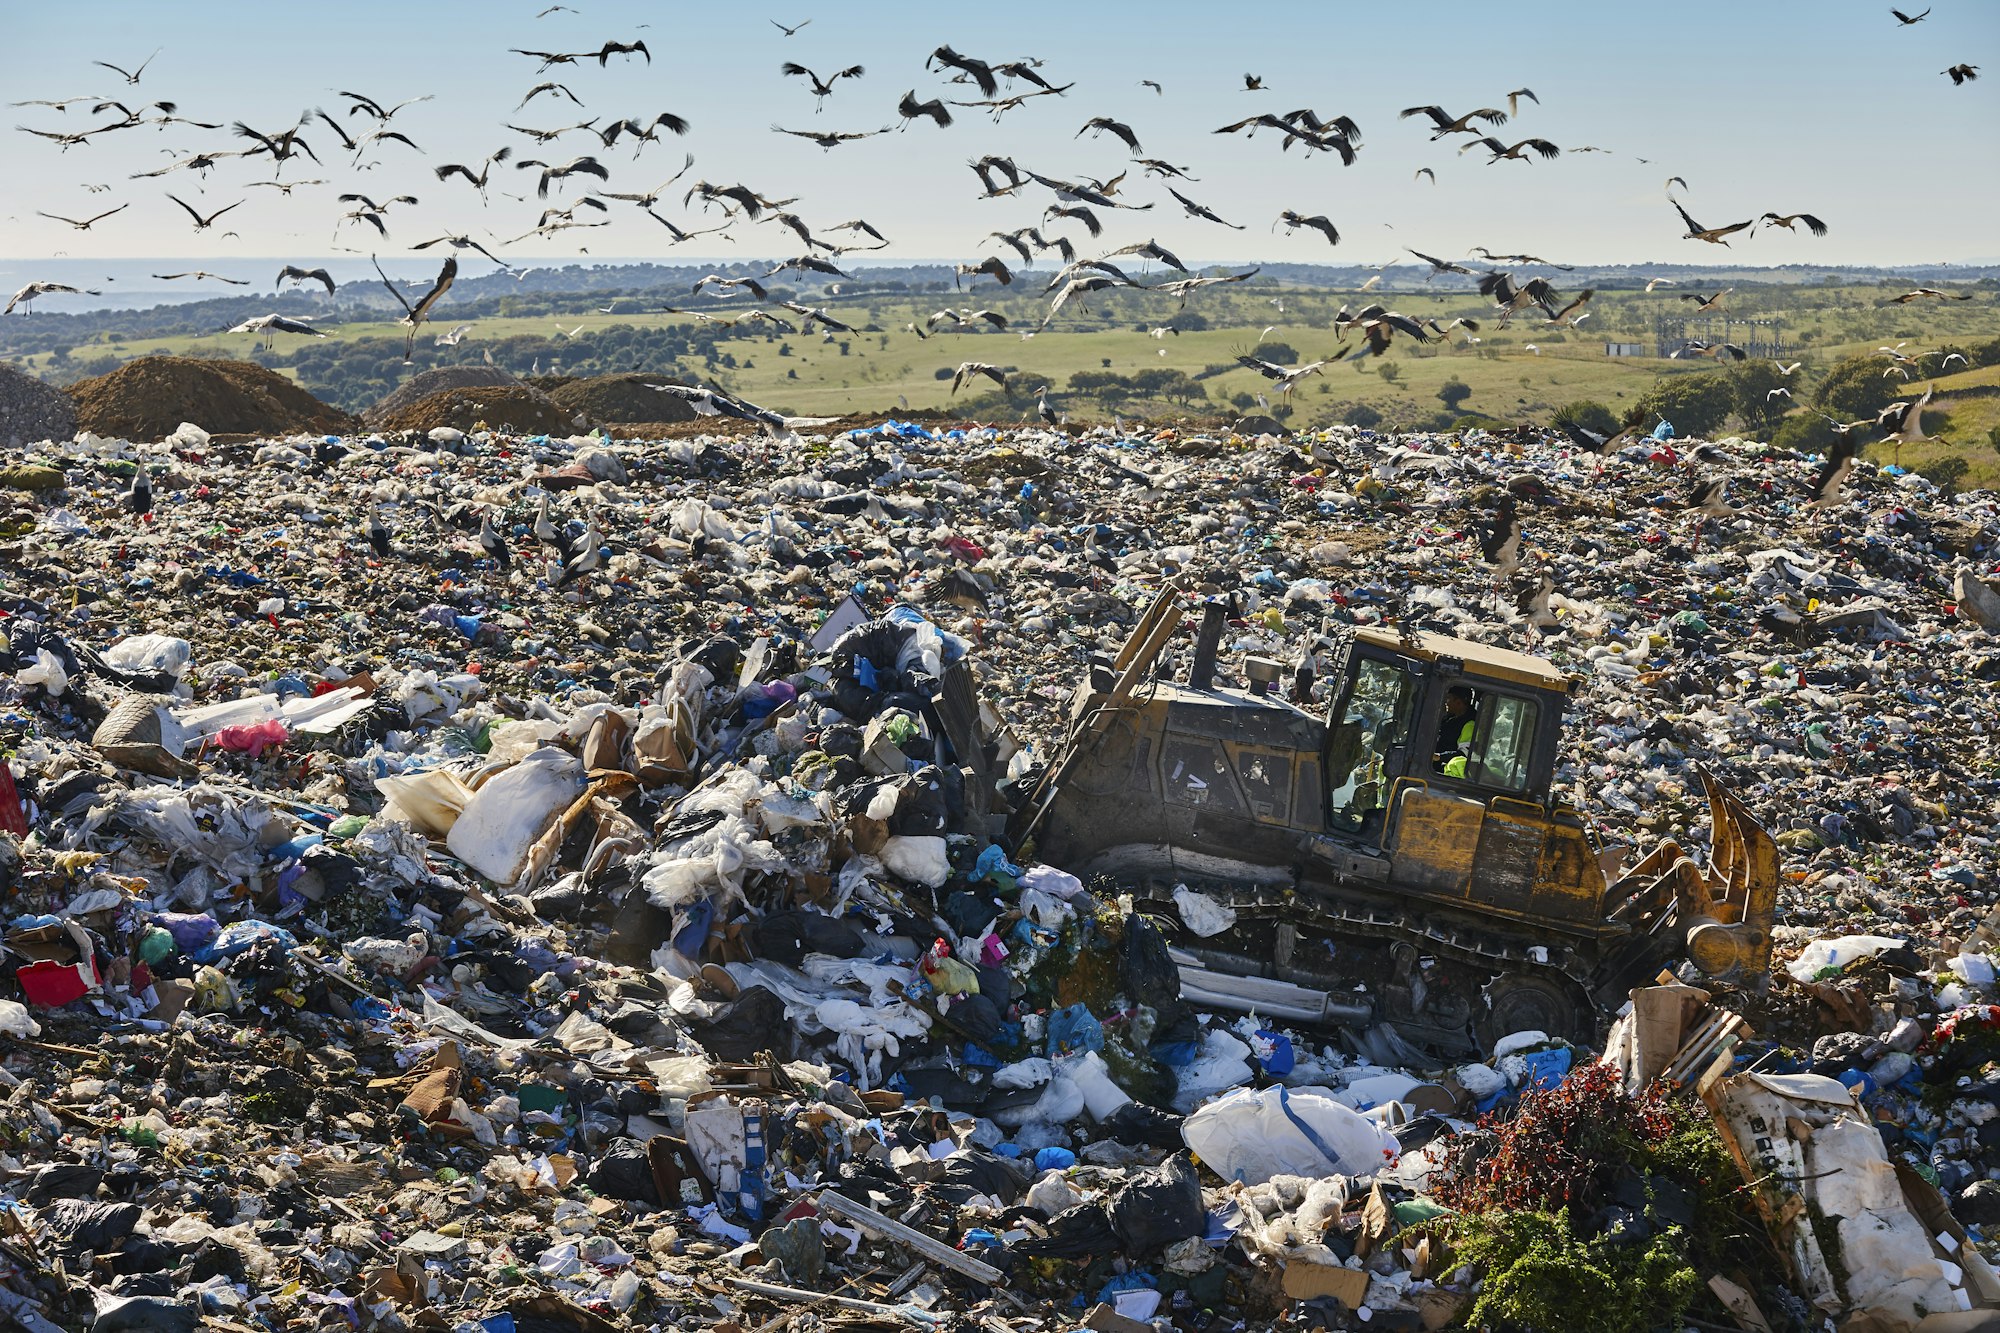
(720, 1276, 930, 1323)
(816, 1190, 1005, 1284)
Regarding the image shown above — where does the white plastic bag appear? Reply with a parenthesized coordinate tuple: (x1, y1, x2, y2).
(1173, 885, 1237, 938)
(446, 746, 585, 884)
(16, 649, 68, 697)
(1785, 934, 1906, 981)
(1182, 1085, 1398, 1184)
(1173, 1029, 1256, 1111)
(1066, 1051, 1133, 1120)
(879, 835, 949, 887)
(0, 999, 40, 1039)
(102, 634, 192, 678)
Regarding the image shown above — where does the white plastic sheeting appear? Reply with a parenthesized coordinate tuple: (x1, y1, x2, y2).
(1709, 1071, 1976, 1326)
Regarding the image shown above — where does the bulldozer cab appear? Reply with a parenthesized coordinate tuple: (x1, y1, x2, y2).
(1323, 630, 1563, 841)
(1317, 627, 1596, 921)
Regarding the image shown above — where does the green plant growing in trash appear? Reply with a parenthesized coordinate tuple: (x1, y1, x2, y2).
(1429, 1063, 1763, 1329)
(1442, 1207, 1700, 1333)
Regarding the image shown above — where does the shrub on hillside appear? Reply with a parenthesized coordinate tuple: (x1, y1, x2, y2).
(1726, 360, 1791, 438)
(1553, 399, 1618, 437)
(1813, 353, 1903, 420)
(1631, 373, 1733, 437)
(1773, 411, 1837, 455)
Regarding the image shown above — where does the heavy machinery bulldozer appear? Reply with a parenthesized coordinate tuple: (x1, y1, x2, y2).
(1009, 581, 1778, 1055)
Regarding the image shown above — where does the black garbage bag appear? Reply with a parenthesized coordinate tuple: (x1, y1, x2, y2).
(829, 620, 914, 702)
(972, 962, 1014, 1005)
(753, 909, 868, 965)
(1013, 1198, 1118, 1258)
(945, 991, 1003, 1046)
(1122, 914, 1181, 1013)
(819, 723, 864, 759)
(1015, 1151, 1204, 1258)
(1101, 1101, 1186, 1149)
(90, 1292, 201, 1333)
(682, 635, 744, 685)
(1, 618, 83, 682)
(891, 766, 950, 836)
(1107, 1150, 1205, 1253)
(1391, 1113, 1455, 1152)
(21, 1162, 103, 1204)
(43, 1199, 142, 1253)
(943, 890, 1001, 939)
(586, 1137, 663, 1206)
(104, 1272, 177, 1297)
(895, 1065, 986, 1109)
(834, 774, 903, 823)
(293, 844, 363, 902)
(831, 675, 883, 721)
(936, 1149, 1031, 1205)
(681, 985, 798, 1061)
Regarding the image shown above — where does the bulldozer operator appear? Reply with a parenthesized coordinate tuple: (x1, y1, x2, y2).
(1434, 684, 1478, 779)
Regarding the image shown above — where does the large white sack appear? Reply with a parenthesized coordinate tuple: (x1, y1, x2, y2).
(1183, 1084, 1397, 1184)
(446, 746, 585, 883)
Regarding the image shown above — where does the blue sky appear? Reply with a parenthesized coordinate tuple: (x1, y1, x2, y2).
(1, 0, 1993, 272)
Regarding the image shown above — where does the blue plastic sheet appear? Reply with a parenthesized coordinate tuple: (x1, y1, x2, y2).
(974, 844, 1022, 883)
(1520, 1046, 1573, 1090)
(1046, 1003, 1104, 1056)
(1254, 1029, 1295, 1077)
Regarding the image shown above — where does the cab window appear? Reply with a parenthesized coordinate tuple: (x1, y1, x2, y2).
(1465, 693, 1538, 792)
(1326, 657, 1414, 834)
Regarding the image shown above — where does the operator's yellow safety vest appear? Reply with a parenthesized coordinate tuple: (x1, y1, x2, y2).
(1443, 718, 1474, 778)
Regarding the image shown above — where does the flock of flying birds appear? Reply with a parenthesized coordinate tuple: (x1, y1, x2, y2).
(1, 7, 1986, 446)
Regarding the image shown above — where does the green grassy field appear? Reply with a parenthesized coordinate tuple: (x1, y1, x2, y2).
(26, 278, 2000, 480)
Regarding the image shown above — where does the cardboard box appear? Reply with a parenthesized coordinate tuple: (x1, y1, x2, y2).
(1279, 1260, 1370, 1307)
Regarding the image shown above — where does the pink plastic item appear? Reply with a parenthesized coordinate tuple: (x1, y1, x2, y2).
(214, 719, 289, 756)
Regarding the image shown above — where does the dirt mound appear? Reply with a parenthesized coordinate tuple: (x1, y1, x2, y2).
(0, 362, 78, 446)
(379, 384, 575, 435)
(66, 356, 354, 440)
(363, 366, 519, 426)
(546, 373, 697, 424)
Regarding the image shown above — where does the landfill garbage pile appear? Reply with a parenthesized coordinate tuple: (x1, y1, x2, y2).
(0, 364, 78, 450)
(545, 375, 701, 427)
(377, 383, 579, 437)
(3, 405, 2000, 1332)
(64, 355, 358, 440)
(363, 368, 526, 429)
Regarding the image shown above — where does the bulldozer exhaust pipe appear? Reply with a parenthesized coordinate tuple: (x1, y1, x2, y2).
(1189, 602, 1227, 691)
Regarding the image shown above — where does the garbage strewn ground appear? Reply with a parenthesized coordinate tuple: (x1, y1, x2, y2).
(3, 397, 2000, 1332)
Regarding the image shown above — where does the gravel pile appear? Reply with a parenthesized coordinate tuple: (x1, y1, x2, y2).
(0, 361, 78, 446)
(360, 364, 520, 426)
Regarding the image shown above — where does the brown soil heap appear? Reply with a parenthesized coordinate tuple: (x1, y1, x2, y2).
(66, 356, 355, 440)
(545, 373, 697, 424)
(362, 366, 520, 427)
(378, 384, 575, 435)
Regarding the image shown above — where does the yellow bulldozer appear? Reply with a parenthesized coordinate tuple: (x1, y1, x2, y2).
(1010, 581, 1778, 1054)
